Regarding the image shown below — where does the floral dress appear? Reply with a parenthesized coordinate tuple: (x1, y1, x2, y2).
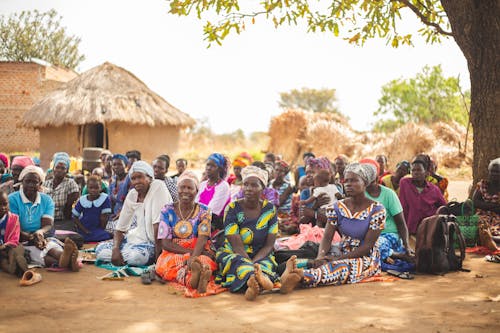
(155, 203, 216, 284)
(476, 180, 500, 237)
(302, 200, 386, 287)
(215, 199, 279, 292)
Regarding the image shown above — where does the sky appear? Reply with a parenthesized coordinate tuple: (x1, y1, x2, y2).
(1, 0, 470, 134)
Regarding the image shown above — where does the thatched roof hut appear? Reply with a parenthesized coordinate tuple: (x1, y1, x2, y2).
(22, 62, 195, 168)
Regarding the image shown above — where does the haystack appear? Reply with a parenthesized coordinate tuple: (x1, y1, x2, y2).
(22, 62, 195, 167)
(268, 109, 472, 169)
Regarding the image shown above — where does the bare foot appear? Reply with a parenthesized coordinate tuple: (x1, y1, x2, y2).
(245, 275, 260, 301)
(69, 249, 80, 272)
(59, 238, 76, 268)
(197, 264, 212, 294)
(280, 255, 303, 294)
(189, 257, 202, 289)
(253, 263, 273, 290)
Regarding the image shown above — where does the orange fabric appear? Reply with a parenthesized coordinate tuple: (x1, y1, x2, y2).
(155, 238, 217, 285)
(465, 246, 500, 255)
(360, 274, 398, 283)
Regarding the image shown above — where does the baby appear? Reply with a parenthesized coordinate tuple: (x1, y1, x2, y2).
(300, 169, 341, 209)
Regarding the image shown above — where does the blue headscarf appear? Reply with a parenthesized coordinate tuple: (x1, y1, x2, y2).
(112, 154, 129, 166)
(53, 152, 71, 170)
(208, 153, 229, 179)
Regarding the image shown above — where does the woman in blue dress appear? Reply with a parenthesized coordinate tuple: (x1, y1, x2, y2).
(216, 166, 279, 301)
(72, 176, 112, 242)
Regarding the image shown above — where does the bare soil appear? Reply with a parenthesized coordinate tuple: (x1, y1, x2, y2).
(1, 181, 499, 333)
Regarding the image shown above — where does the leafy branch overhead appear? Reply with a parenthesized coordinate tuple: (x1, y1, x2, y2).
(0, 9, 85, 69)
(168, 0, 452, 46)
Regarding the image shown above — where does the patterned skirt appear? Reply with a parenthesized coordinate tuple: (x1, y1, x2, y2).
(215, 248, 279, 292)
(155, 238, 216, 285)
(302, 238, 381, 287)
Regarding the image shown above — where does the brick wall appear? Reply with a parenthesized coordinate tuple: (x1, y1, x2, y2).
(0, 62, 76, 152)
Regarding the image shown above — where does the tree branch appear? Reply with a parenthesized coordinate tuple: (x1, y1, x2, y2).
(395, 0, 453, 36)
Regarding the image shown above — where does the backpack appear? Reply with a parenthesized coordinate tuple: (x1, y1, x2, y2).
(415, 214, 467, 274)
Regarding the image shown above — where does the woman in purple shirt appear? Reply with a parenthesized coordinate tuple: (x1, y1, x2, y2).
(398, 158, 446, 235)
(279, 163, 386, 293)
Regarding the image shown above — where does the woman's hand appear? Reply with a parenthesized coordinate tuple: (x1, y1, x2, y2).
(111, 248, 125, 266)
(34, 232, 47, 250)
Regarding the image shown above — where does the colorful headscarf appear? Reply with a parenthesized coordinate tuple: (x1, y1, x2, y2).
(19, 165, 45, 183)
(276, 160, 290, 172)
(242, 165, 268, 187)
(232, 152, 253, 168)
(32, 156, 40, 166)
(208, 153, 229, 179)
(11, 156, 34, 168)
(344, 162, 376, 185)
(52, 152, 71, 170)
(112, 154, 129, 166)
(307, 157, 331, 171)
(128, 161, 154, 178)
(359, 158, 380, 178)
(0, 153, 9, 168)
(177, 170, 200, 190)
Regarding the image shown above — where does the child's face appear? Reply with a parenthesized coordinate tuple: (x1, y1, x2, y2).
(87, 181, 101, 197)
(0, 193, 9, 217)
(313, 173, 329, 187)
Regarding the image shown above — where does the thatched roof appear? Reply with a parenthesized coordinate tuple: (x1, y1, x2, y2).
(22, 62, 195, 128)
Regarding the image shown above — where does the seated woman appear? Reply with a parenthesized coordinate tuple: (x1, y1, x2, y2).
(473, 157, 500, 250)
(156, 171, 217, 293)
(8, 166, 79, 270)
(196, 153, 231, 231)
(361, 159, 413, 262)
(43, 152, 80, 229)
(228, 152, 253, 200)
(0, 156, 34, 195)
(280, 163, 386, 293)
(0, 189, 28, 275)
(95, 161, 172, 266)
(428, 158, 449, 201)
(380, 160, 410, 194)
(216, 166, 279, 301)
(0, 153, 12, 184)
(72, 176, 112, 242)
(398, 158, 446, 235)
(108, 154, 131, 219)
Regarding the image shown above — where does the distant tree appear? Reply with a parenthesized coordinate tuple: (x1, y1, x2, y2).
(0, 9, 84, 69)
(373, 65, 470, 132)
(279, 87, 341, 115)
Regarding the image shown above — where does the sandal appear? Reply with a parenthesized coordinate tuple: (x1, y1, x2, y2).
(386, 269, 414, 280)
(141, 270, 153, 285)
(485, 255, 500, 263)
(19, 269, 43, 286)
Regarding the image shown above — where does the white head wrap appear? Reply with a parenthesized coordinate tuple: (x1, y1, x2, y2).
(241, 165, 268, 187)
(177, 170, 200, 190)
(128, 161, 154, 178)
(19, 165, 45, 183)
(488, 157, 500, 171)
(344, 162, 376, 185)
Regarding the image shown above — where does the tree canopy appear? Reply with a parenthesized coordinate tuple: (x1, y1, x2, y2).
(279, 87, 341, 115)
(169, 0, 451, 46)
(373, 65, 470, 132)
(0, 9, 84, 69)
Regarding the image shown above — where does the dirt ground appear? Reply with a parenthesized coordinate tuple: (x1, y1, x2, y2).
(1, 180, 499, 333)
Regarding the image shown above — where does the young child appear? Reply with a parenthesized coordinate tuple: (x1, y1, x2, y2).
(300, 169, 341, 209)
(72, 176, 112, 242)
(0, 189, 28, 275)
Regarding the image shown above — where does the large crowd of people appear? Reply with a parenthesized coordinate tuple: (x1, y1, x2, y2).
(0, 149, 498, 299)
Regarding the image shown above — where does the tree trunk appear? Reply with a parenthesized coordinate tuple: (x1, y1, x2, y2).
(440, 0, 500, 190)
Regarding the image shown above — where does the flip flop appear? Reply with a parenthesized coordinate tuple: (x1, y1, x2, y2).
(485, 255, 500, 263)
(386, 269, 414, 280)
(19, 269, 43, 286)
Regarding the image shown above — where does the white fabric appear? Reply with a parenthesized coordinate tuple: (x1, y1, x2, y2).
(313, 184, 340, 209)
(115, 180, 172, 244)
(24, 239, 63, 267)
